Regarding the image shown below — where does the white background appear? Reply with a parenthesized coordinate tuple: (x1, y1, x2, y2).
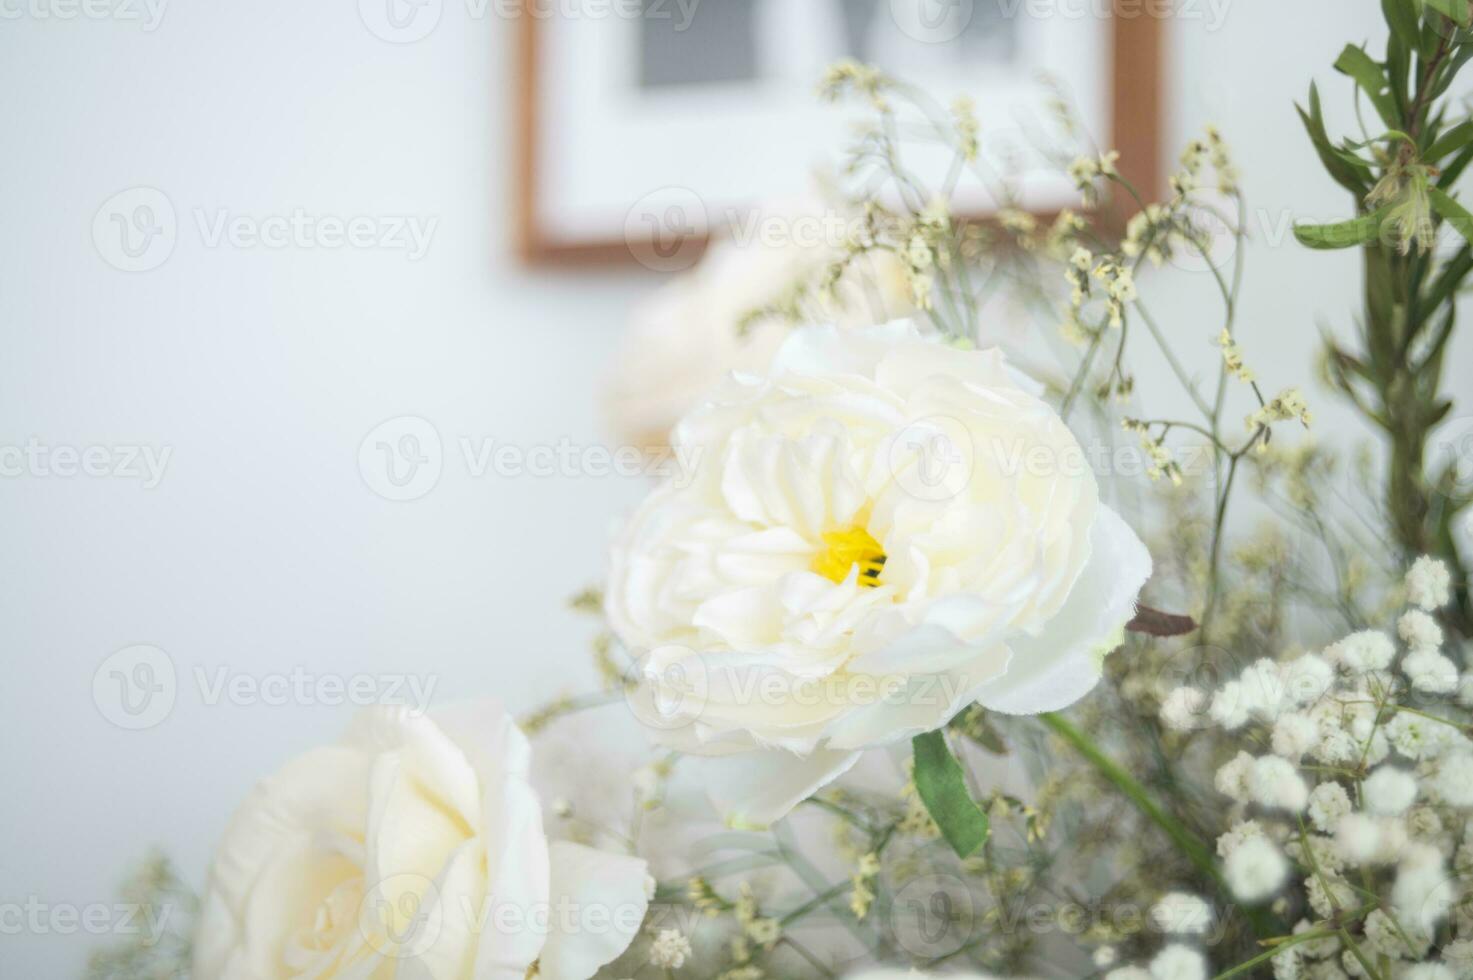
(0, 1, 1466, 975)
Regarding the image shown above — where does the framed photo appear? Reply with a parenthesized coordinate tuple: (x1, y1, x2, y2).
(514, 0, 1162, 264)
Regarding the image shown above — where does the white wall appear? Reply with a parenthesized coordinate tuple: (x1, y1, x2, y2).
(0, 2, 1459, 974)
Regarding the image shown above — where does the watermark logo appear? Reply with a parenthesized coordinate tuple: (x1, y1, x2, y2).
(1429, 415, 1473, 502)
(892, 0, 974, 43)
(358, 0, 442, 42)
(93, 644, 177, 730)
(624, 186, 708, 272)
(359, 873, 443, 960)
(1168, 194, 1239, 275)
(359, 416, 444, 502)
(622, 645, 710, 733)
(93, 187, 177, 272)
(889, 415, 975, 502)
(889, 873, 976, 957)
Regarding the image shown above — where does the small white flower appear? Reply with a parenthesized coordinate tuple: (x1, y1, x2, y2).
(1287, 833, 1345, 875)
(1291, 918, 1340, 960)
(1250, 755, 1309, 812)
(1402, 965, 1455, 980)
(1407, 804, 1443, 840)
(1387, 711, 1456, 760)
(1216, 819, 1264, 858)
(1363, 907, 1428, 959)
(1242, 659, 1289, 721)
(649, 928, 692, 969)
(1458, 674, 1473, 707)
(1308, 782, 1352, 833)
(1273, 946, 1302, 980)
(1363, 766, 1419, 816)
(1361, 728, 1392, 766)
(1311, 723, 1361, 765)
(1307, 876, 1355, 920)
(1281, 654, 1335, 705)
(1404, 649, 1459, 694)
(1393, 842, 1452, 933)
(1161, 687, 1207, 731)
(631, 764, 662, 802)
(1095, 946, 1120, 968)
(1150, 944, 1207, 980)
(1271, 712, 1321, 759)
(1434, 751, 1473, 806)
(1442, 937, 1473, 978)
(1406, 556, 1452, 611)
(1328, 631, 1395, 673)
(1224, 835, 1288, 902)
(1399, 609, 1445, 652)
(1210, 681, 1251, 730)
(1150, 893, 1213, 935)
(1214, 751, 1254, 802)
(1334, 813, 1390, 866)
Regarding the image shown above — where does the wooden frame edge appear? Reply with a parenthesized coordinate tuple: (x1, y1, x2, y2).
(513, 6, 1165, 267)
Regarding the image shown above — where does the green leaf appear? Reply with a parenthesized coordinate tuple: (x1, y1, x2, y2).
(1424, 243, 1473, 311)
(1333, 44, 1400, 127)
(1293, 211, 1388, 249)
(1430, 45, 1473, 101)
(1439, 141, 1473, 186)
(1296, 85, 1371, 194)
(1342, 129, 1416, 149)
(912, 730, 990, 858)
(1384, 0, 1423, 54)
(1384, 0, 1415, 107)
(1327, 143, 1379, 179)
(1426, 119, 1473, 161)
(1426, 0, 1471, 23)
(1428, 186, 1473, 242)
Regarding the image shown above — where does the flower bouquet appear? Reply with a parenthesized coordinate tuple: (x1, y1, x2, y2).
(94, 2, 1473, 978)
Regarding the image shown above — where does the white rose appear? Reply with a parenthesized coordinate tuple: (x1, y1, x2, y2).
(193, 703, 650, 979)
(604, 198, 912, 448)
(607, 321, 1151, 826)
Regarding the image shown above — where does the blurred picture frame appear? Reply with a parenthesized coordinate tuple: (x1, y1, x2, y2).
(514, 0, 1163, 265)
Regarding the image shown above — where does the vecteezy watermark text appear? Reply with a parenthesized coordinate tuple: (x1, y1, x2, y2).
(0, 439, 171, 488)
(357, 416, 704, 502)
(92, 644, 439, 730)
(358, 0, 701, 44)
(0, 897, 174, 942)
(93, 188, 438, 272)
(0, 0, 167, 30)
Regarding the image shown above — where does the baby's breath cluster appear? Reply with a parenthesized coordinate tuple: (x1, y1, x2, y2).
(1138, 558, 1473, 978)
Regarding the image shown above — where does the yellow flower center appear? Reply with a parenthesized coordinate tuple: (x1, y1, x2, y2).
(812, 526, 886, 587)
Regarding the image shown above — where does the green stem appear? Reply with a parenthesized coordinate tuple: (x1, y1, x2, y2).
(1210, 930, 1330, 980)
(1211, 902, 1378, 980)
(1041, 712, 1284, 939)
(1040, 713, 1221, 887)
